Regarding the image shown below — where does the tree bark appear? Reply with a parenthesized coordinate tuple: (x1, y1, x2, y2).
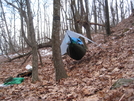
(120, 0, 125, 20)
(115, 0, 119, 25)
(70, 0, 82, 33)
(110, 1, 115, 26)
(52, 0, 67, 81)
(105, 0, 111, 35)
(93, 0, 97, 33)
(131, 1, 134, 14)
(84, 0, 92, 40)
(25, 0, 39, 82)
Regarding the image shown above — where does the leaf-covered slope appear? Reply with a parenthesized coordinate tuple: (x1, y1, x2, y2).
(0, 15, 134, 101)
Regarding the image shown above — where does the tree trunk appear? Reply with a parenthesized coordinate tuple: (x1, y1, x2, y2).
(131, 1, 134, 14)
(52, 0, 67, 81)
(120, 0, 125, 20)
(110, 1, 115, 26)
(115, 0, 119, 24)
(84, 0, 92, 40)
(25, 0, 39, 82)
(105, 0, 111, 35)
(93, 0, 97, 33)
(70, 0, 82, 33)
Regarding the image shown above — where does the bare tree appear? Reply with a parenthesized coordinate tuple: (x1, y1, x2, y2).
(52, 0, 67, 81)
(110, 1, 116, 26)
(4, 0, 39, 81)
(70, 0, 82, 33)
(115, 0, 119, 24)
(120, 0, 125, 20)
(131, 0, 134, 13)
(97, 0, 105, 30)
(104, 0, 111, 35)
(0, 0, 17, 54)
(24, 0, 39, 82)
(83, 0, 92, 40)
(93, 0, 97, 33)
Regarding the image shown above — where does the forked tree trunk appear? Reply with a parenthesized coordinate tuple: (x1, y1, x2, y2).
(25, 0, 39, 82)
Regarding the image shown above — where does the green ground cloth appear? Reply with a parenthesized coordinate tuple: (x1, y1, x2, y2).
(4, 77, 24, 85)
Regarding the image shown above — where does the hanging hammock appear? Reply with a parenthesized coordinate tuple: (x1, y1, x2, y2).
(60, 30, 100, 60)
(67, 36, 86, 60)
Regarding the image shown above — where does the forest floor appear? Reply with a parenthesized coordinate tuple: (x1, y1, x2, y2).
(0, 14, 134, 101)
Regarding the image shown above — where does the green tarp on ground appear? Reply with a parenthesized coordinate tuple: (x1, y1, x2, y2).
(4, 77, 24, 85)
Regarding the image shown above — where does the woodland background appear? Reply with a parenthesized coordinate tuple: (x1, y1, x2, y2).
(0, 0, 133, 55)
(0, 0, 134, 100)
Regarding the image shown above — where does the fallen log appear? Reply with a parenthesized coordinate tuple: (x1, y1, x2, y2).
(38, 41, 52, 49)
(90, 22, 105, 27)
(77, 20, 105, 27)
(7, 51, 32, 62)
(6, 41, 52, 62)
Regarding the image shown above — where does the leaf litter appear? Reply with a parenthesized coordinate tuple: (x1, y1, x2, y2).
(0, 14, 134, 101)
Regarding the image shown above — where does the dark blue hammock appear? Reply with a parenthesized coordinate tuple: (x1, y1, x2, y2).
(67, 37, 86, 60)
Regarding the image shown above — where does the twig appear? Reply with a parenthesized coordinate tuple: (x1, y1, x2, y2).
(20, 53, 31, 67)
(119, 93, 125, 101)
(38, 50, 43, 66)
